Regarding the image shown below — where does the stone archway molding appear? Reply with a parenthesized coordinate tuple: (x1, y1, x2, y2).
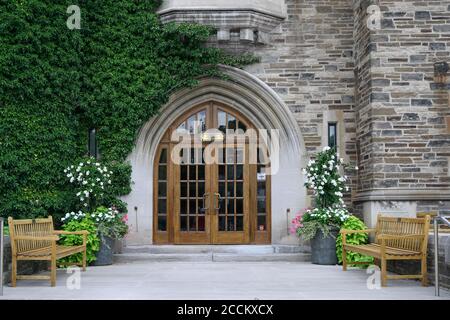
(123, 65, 308, 245)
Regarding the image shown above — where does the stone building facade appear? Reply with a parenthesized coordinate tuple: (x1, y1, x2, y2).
(123, 0, 450, 246)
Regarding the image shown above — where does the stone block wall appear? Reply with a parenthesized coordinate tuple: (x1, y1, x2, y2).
(241, 0, 360, 205)
(353, 0, 450, 196)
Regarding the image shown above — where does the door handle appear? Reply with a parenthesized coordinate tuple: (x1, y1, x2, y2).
(214, 193, 221, 213)
(201, 193, 210, 214)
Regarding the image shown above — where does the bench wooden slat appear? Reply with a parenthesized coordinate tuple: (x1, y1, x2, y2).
(341, 214, 431, 287)
(8, 216, 88, 287)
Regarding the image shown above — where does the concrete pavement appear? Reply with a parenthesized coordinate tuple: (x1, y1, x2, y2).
(1, 260, 449, 300)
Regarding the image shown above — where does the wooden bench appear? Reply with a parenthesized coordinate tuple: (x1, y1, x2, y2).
(341, 214, 431, 287)
(8, 216, 88, 287)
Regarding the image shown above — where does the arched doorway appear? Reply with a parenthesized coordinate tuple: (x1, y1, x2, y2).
(153, 101, 271, 244)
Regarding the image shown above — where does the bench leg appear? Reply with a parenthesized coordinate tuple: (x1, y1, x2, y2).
(342, 247, 347, 271)
(50, 257, 56, 287)
(11, 256, 17, 287)
(381, 257, 387, 287)
(82, 249, 87, 272)
(421, 256, 428, 287)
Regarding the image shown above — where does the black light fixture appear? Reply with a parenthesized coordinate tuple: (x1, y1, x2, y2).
(88, 128, 98, 159)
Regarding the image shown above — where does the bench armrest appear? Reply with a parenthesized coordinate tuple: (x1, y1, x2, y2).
(54, 230, 89, 235)
(340, 229, 376, 235)
(377, 234, 424, 240)
(13, 235, 59, 241)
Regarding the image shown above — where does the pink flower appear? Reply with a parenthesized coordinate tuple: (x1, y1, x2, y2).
(122, 214, 128, 223)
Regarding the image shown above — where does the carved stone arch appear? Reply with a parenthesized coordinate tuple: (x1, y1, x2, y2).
(123, 66, 308, 245)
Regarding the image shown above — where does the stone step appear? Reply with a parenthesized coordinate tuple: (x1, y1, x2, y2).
(122, 244, 309, 254)
(114, 252, 311, 263)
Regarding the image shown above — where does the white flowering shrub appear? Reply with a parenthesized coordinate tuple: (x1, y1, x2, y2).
(302, 146, 352, 208)
(291, 146, 358, 240)
(64, 157, 113, 210)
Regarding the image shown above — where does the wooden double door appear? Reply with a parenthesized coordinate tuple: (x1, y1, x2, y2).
(153, 102, 271, 244)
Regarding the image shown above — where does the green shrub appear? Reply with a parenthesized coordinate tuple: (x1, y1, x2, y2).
(58, 216, 100, 265)
(0, 0, 256, 220)
(336, 216, 374, 268)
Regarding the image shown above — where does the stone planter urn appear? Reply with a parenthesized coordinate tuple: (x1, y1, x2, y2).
(310, 227, 339, 265)
(93, 235, 114, 266)
(113, 238, 125, 254)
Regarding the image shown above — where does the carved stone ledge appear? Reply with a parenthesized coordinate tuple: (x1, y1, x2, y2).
(157, 9, 285, 45)
(354, 189, 450, 202)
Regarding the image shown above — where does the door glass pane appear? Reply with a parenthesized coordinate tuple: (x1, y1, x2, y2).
(219, 198, 225, 215)
(198, 182, 205, 198)
(219, 216, 226, 231)
(189, 216, 196, 231)
(238, 121, 247, 132)
(180, 200, 187, 215)
(158, 182, 167, 197)
(198, 165, 205, 180)
(218, 111, 226, 133)
(227, 216, 235, 231)
(189, 165, 196, 180)
(158, 216, 167, 231)
(227, 182, 234, 197)
(189, 199, 196, 214)
(198, 111, 206, 132)
(158, 165, 167, 180)
(257, 216, 266, 231)
(236, 182, 243, 198)
(219, 165, 225, 180)
(257, 181, 266, 197)
(181, 165, 187, 180)
(227, 199, 235, 214)
(180, 182, 187, 197)
(227, 115, 236, 130)
(189, 182, 196, 197)
(158, 199, 166, 213)
(236, 165, 243, 180)
(198, 216, 205, 231)
(187, 115, 196, 134)
(257, 199, 266, 213)
(159, 149, 167, 164)
(236, 216, 243, 231)
(180, 216, 188, 231)
(219, 182, 225, 197)
(236, 199, 243, 214)
(227, 165, 234, 180)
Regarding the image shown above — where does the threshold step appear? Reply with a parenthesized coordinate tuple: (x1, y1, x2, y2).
(122, 245, 308, 255)
(114, 252, 311, 263)
(212, 253, 311, 262)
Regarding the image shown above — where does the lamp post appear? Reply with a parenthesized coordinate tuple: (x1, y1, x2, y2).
(89, 128, 98, 159)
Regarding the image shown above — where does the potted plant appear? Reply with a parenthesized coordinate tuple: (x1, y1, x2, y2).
(91, 206, 128, 266)
(291, 146, 357, 265)
(61, 157, 129, 266)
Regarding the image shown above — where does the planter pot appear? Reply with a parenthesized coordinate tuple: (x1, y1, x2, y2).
(310, 227, 339, 265)
(93, 235, 114, 266)
(113, 238, 125, 254)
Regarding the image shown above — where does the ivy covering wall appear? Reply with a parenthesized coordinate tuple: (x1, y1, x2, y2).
(0, 0, 256, 222)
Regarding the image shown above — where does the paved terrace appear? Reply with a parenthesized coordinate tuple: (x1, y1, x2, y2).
(1, 260, 449, 300)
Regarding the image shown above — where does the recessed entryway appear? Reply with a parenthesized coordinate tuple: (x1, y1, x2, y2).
(153, 101, 271, 244)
